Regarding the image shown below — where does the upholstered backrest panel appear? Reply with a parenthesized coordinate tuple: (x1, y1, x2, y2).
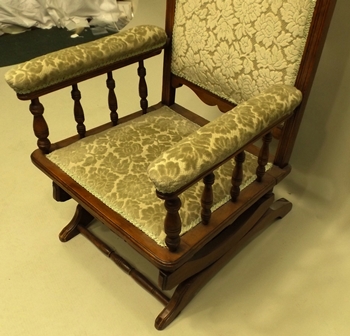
(171, 0, 316, 104)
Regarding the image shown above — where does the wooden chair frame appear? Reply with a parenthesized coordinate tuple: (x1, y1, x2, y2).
(9, 0, 337, 330)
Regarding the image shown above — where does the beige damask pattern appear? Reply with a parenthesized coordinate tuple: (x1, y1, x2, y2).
(47, 106, 273, 246)
(5, 25, 167, 95)
(148, 85, 302, 194)
(171, 0, 316, 104)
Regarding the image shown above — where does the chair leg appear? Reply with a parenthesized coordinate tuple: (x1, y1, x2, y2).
(52, 182, 72, 202)
(59, 204, 94, 242)
(155, 197, 292, 330)
(155, 260, 219, 330)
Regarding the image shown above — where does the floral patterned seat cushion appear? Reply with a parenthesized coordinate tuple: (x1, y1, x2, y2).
(5, 25, 167, 95)
(47, 106, 271, 247)
(171, 0, 316, 104)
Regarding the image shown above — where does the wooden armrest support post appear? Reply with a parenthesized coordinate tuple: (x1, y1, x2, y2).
(156, 191, 182, 252)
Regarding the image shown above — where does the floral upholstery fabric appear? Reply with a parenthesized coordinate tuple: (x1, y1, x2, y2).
(5, 25, 167, 95)
(171, 0, 316, 104)
(148, 85, 302, 194)
(47, 106, 272, 246)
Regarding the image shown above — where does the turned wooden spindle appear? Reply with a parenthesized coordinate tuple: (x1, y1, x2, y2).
(201, 172, 215, 224)
(256, 132, 272, 182)
(71, 84, 86, 138)
(29, 98, 51, 153)
(106, 72, 119, 125)
(138, 60, 148, 114)
(231, 151, 246, 202)
(162, 195, 182, 252)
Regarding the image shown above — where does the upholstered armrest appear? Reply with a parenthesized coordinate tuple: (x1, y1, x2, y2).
(5, 25, 167, 95)
(148, 85, 302, 194)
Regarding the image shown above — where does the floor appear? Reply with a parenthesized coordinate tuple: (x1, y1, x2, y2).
(1, 1, 350, 335)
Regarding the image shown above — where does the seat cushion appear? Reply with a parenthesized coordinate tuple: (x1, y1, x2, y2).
(47, 106, 269, 246)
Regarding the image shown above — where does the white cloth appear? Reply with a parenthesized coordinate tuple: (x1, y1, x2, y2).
(0, 0, 123, 31)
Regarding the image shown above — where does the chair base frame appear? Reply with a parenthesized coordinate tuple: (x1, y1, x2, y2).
(58, 190, 291, 330)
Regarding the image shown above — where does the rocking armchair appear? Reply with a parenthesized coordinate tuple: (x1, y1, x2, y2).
(5, 0, 336, 330)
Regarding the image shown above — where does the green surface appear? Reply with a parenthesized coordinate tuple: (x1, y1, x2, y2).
(0, 26, 114, 67)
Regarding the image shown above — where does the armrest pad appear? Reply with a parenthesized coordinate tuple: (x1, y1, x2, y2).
(5, 25, 167, 95)
(148, 85, 302, 194)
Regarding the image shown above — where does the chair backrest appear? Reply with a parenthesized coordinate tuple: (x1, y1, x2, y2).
(171, 0, 317, 105)
(163, 0, 337, 166)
